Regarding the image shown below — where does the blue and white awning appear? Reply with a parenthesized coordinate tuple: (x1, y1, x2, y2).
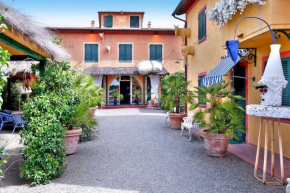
(202, 56, 241, 86)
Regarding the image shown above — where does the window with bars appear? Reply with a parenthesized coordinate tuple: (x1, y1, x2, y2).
(198, 7, 207, 42)
(149, 44, 162, 62)
(104, 15, 113, 27)
(119, 44, 132, 63)
(84, 44, 98, 62)
(130, 16, 140, 28)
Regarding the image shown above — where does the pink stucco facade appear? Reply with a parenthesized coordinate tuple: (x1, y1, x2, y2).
(59, 31, 183, 73)
(54, 11, 184, 105)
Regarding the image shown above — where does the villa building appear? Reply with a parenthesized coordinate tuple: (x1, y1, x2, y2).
(172, 0, 290, 159)
(53, 11, 183, 106)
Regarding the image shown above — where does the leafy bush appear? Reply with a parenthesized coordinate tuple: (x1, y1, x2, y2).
(20, 61, 80, 185)
(160, 71, 193, 113)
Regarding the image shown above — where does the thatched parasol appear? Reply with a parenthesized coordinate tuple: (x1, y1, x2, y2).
(0, 1, 70, 61)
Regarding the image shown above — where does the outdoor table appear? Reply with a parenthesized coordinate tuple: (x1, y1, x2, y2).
(246, 105, 290, 185)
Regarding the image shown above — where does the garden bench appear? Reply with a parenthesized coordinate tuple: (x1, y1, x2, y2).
(164, 111, 170, 125)
(181, 116, 201, 141)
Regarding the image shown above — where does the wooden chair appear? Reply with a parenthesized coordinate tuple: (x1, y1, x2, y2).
(181, 116, 201, 141)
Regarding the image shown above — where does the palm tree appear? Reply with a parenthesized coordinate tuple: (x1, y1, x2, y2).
(189, 81, 245, 138)
(161, 76, 193, 113)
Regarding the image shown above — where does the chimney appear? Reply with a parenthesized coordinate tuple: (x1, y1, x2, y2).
(147, 21, 151, 28)
(91, 20, 95, 28)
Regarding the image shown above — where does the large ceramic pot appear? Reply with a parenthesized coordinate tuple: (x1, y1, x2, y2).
(65, 128, 82, 155)
(203, 132, 230, 157)
(169, 112, 187, 130)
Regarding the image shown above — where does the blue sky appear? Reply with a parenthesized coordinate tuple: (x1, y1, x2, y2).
(2, 0, 185, 28)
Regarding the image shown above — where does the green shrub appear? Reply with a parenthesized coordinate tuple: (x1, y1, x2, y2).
(20, 61, 79, 185)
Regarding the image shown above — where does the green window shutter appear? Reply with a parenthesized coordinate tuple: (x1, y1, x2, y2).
(282, 58, 290, 106)
(198, 75, 206, 105)
(85, 44, 98, 62)
(91, 44, 98, 62)
(198, 8, 206, 41)
(156, 45, 162, 62)
(126, 44, 132, 62)
(198, 13, 201, 41)
(130, 16, 139, 28)
(202, 9, 206, 39)
(107, 15, 113, 27)
(104, 16, 108, 27)
(150, 45, 162, 62)
(119, 44, 126, 62)
(119, 44, 132, 62)
(85, 44, 91, 62)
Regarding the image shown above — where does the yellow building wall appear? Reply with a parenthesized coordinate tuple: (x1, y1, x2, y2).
(186, 0, 227, 110)
(186, 0, 290, 158)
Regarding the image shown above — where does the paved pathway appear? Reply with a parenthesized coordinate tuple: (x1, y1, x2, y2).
(0, 108, 286, 192)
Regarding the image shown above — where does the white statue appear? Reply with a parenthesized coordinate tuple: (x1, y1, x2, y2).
(257, 44, 288, 106)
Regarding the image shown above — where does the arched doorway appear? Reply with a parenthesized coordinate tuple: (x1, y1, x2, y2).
(108, 76, 142, 105)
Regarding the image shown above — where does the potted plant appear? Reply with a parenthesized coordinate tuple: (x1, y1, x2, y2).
(160, 72, 193, 129)
(190, 81, 245, 157)
(133, 89, 141, 105)
(112, 89, 119, 105)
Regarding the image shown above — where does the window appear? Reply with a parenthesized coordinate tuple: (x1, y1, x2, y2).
(198, 7, 206, 42)
(104, 15, 113, 27)
(119, 44, 132, 63)
(84, 44, 98, 62)
(149, 44, 162, 62)
(264, 57, 290, 106)
(198, 75, 206, 105)
(130, 16, 140, 28)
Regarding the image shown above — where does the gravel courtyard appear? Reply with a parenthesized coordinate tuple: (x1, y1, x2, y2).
(0, 108, 286, 193)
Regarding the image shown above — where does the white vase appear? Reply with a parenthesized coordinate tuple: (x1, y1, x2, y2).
(258, 44, 288, 106)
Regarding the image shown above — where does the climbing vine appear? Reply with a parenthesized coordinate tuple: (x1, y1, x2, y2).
(208, 0, 266, 26)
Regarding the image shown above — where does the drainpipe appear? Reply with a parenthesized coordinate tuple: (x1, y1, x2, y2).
(172, 13, 188, 113)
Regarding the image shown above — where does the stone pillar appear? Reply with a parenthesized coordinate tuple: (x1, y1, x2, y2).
(103, 75, 107, 105)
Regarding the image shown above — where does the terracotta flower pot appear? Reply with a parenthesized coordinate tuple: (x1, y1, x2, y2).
(203, 132, 230, 157)
(65, 128, 82, 155)
(90, 106, 98, 117)
(169, 112, 187, 130)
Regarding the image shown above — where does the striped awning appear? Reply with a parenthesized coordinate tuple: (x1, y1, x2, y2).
(202, 56, 241, 86)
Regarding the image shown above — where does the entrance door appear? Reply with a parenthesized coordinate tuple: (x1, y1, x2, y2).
(120, 81, 131, 104)
(232, 63, 246, 143)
